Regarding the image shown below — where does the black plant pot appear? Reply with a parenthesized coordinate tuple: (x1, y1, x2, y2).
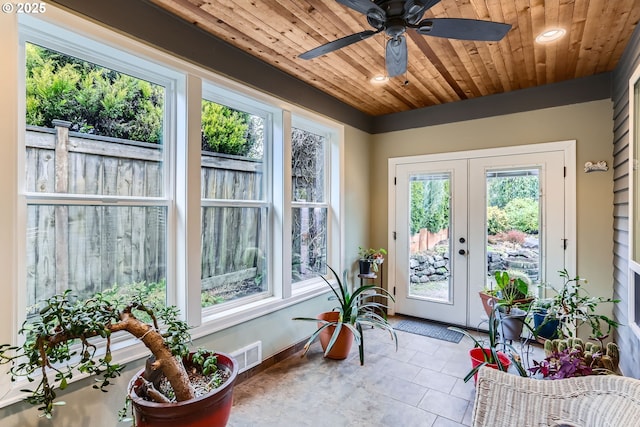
(359, 260, 372, 275)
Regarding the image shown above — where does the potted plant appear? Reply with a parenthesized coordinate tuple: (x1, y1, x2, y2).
(357, 246, 387, 274)
(0, 290, 238, 426)
(449, 305, 527, 383)
(479, 270, 533, 317)
(545, 269, 619, 339)
(531, 297, 560, 340)
(530, 337, 620, 378)
(293, 265, 397, 365)
(484, 271, 533, 340)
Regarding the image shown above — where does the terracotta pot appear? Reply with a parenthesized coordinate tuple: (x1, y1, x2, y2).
(128, 352, 238, 427)
(317, 311, 354, 360)
(469, 348, 510, 383)
(479, 291, 534, 317)
(478, 291, 496, 316)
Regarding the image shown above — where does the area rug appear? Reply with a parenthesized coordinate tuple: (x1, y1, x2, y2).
(394, 318, 464, 343)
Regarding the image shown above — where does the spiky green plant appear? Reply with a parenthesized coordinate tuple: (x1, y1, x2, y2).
(449, 304, 528, 382)
(293, 265, 397, 365)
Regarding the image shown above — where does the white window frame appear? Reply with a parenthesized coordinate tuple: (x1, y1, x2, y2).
(1, 5, 344, 408)
(200, 83, 277, 312)
(289, 116, 337, 289)
(19, 19, 182, 313)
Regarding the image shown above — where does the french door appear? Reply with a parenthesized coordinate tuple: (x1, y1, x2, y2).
(391, 144, 572, 327)
(395, 160, 468, 325)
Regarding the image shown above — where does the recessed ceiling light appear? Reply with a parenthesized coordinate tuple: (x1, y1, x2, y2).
(370, 75, 388, 84)
(536, 28, 566, 44)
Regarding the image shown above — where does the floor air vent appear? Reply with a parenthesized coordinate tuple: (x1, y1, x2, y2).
(230, 341, 262, 373)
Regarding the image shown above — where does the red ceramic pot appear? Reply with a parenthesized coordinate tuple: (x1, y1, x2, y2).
(469, 348, 511, 383)
(128, 352, 238, 427)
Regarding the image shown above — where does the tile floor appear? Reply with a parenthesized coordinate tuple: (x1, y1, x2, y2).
(227, 317, 543, 427)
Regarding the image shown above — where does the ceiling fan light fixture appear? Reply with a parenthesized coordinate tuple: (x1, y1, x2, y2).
(536, 28, 566, 44)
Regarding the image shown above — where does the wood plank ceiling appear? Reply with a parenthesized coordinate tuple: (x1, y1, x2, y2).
(149, 0, 640, 116)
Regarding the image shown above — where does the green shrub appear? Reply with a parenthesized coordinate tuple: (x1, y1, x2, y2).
(201, 100, 252, 156)
(410, 178, 449, 234)
(488, 175, 539, 209)
(26, 43, 164, 143)
(487, 206, 508, 235)
(504, 198, 539, 233)
(27, 43, 263, 154)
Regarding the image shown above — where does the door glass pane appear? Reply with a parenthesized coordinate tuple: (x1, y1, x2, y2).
(408, 173, 451, 303)
(485, 169, 541, 290)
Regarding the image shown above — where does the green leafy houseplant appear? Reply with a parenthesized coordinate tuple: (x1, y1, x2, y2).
(357, 247, 387, 272)
(492, 270, 532, 311)
(449, 305, 527, 382)
(293, 265, 397, 365)
(0, 290, 236, 422)
(479, 270, 532, 317)
(545, 269, 620, 339)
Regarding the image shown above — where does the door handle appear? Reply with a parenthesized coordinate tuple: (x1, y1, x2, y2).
(458, 249, 466, 255)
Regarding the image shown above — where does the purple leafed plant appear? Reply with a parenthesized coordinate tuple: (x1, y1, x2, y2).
(529, 348, 594, 379)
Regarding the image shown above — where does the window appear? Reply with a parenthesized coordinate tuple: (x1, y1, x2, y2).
(16, 12, 342, 331)
(23, 41, 172, 315)
(200, 90, 270, 308)
(291, 125, 329, 282)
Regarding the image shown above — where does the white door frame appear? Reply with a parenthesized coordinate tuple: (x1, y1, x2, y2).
(387, 140, 576, 318)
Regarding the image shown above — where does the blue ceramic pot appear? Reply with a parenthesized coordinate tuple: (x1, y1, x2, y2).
(533, 310, 559, 339)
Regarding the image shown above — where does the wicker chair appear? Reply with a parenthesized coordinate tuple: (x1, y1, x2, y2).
(472, 366, 640, 427)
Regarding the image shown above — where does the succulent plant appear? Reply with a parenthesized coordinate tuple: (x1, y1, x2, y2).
(542, 337, 619, 374)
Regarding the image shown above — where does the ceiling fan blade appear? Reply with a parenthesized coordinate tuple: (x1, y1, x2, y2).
(415, 18, 512, 41)
(423, 0, 442, 8)
(299, 30, 379, 60)
(335, 0, 385, 16)
(386, 36, 408, 77)
(404, 0, 442, 24)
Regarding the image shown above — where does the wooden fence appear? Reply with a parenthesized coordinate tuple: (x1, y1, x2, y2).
(25, 123, 263, 306)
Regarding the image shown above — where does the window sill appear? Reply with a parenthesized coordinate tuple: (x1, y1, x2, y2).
(194, 278, 331, 340)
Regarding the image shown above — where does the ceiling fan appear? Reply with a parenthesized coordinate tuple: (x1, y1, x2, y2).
(299, 0, 512, 78)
